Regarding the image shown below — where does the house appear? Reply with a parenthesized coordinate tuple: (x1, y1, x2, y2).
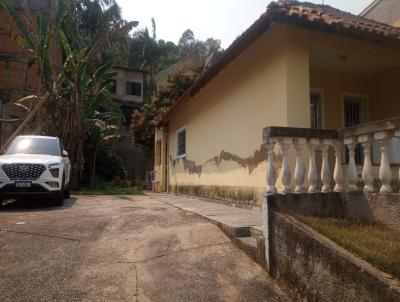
(109, 67, 153, 183)
(153, 0, 400, 207)
(110, 66, 144, 139)
(110, 67, 144, 107)
(360, 0, 400, 26)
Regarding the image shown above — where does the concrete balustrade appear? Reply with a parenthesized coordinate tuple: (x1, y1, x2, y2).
(307, 139, 320, 193)
(293, 138, 306, 193)
(263, 117, 400, 195)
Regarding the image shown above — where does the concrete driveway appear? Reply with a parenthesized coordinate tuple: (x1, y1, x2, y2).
(0, 194, 287, 302)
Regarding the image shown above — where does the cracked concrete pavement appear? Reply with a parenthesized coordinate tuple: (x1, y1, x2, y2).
(0, 194, 288, 302)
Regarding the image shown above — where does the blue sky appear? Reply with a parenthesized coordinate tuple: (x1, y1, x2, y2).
(118, 0, 373, 48)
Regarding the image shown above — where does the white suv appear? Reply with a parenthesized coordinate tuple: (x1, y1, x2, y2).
(0, 135, 71, 206)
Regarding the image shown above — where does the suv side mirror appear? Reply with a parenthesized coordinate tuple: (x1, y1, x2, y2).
(62, 150, 69, 157)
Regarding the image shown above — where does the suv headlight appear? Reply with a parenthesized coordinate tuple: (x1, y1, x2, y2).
(48, 163, 60, 178)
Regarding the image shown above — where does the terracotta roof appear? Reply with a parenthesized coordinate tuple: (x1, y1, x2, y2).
(157, 0, 400, 126)
(276, 0, 400, 40)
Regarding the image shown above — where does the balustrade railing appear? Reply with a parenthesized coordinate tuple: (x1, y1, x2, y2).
(263, 116, 400, 195)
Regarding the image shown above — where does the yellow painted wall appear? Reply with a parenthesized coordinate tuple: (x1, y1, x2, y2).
(310, 67, 400, 130)
(165, 24, 310, 206)
(308, 28, 400, 128)
(154, 127, 167, 191)
(309, 30, 400, 65)
(368, 67, 400, 122)
(286, 31, 311, 127)
(310, 68, 371, 129)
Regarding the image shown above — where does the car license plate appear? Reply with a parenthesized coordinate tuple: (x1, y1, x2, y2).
(15, 181, 32, 188)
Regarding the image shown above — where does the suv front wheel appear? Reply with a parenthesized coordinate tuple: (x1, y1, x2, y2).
(54, 191, 64, 206)
(64, 188, 70, 199)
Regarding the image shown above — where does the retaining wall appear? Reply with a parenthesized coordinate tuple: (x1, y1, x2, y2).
(267, 211, 400, 301)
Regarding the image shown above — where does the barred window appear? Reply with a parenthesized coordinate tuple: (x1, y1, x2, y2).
(310, 92, 322, 129)
(343, 95, 367, 165)
(177, 127, 186, 157)
(126, 81, 142, 96)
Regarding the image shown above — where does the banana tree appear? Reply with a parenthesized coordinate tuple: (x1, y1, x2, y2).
(0, 0, 137, 184)
(86, 112, 122, 188)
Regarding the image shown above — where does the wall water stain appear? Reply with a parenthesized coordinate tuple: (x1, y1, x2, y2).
(170, 144, 272, 176)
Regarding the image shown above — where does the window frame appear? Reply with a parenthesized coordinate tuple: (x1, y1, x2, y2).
(310, 87, 325, 129)
(155, 139, 162, 166)
(341, 91, 369, 165)
(176, 126, 187, 159)
(340, 91, 369, 128)
(125, 81, 142, 97)
(109, 79, 117, 94)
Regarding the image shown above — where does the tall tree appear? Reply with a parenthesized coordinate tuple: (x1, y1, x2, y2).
(129, 18, 161, 97)
(178, 29, 196, 58)
(130, 30, 223, 156)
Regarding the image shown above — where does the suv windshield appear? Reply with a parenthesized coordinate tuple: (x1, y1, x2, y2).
(5, 137, 61, 156)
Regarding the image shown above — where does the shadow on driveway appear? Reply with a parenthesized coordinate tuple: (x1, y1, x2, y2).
(0, 197, 77, 212)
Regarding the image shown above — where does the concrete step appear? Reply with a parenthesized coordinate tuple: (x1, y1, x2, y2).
(250, 226, 263, 238)
(216, 222, 251, 238)
(233, 236, 266, 268)
(233, 237, 257, 261)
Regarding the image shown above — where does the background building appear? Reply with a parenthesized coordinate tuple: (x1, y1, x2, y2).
(360, 0, 400, 26)
(110, 67, 152, 184)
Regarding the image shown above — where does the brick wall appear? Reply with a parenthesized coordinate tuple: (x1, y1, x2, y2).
(0, 1, 61, 144)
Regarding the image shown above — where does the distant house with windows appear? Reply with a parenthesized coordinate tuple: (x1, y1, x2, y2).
(360, 0, 400, 27)
(153, 0, 400, 207)
(110, 67, 144, 106)
(109, 67, 151, 183)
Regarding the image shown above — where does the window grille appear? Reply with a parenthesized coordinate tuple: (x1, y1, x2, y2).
(177, 128, 186, 157)
(310, 93, 322, 129)
(126, 81, 142, 96)
(343, 96, 366, 164)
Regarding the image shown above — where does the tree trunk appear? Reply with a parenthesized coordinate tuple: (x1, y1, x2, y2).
(89, 148, 97, 188)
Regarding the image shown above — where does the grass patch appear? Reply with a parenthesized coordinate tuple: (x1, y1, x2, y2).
(72, 183, 142, 195)
(294, 215, 400, 279)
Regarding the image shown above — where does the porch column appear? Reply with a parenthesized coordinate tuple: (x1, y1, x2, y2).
(284, 29, 310, 128)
